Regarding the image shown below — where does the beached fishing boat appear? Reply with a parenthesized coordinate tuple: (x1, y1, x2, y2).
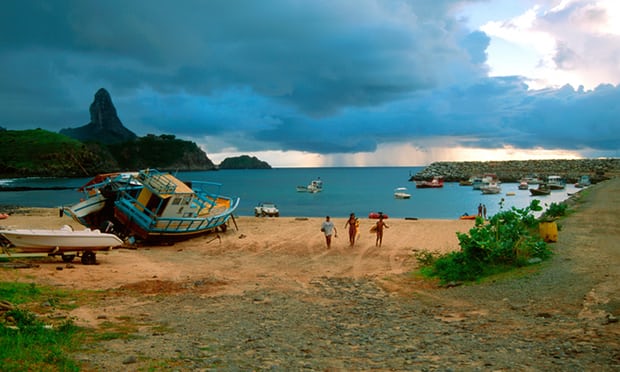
(0, 225, 122, 264)
(64, 169, 240, 242)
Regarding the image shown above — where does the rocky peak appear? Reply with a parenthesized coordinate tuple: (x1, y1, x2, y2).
(60, 88, 137, 144)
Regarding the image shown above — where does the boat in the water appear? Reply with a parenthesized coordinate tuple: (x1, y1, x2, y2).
(530, 183, 551, 196)
(521, 176, 543, 185)
(547, 175, 566, 190)
(63, 169, 240, 243)
(393, 187, 411, 199)
(481, 181, 501, 194)
(575, 175, 591, 188)
(472, 174, 498, 190)
(415, 176, 444, 188)
(297, 178, 323, 193)
(518, 180, 529, 190)
(0, 225, 122, 264)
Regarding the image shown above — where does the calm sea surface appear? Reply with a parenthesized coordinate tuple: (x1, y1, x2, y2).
(0, 167, 581, 219)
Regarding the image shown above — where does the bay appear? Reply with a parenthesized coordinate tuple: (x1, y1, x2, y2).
(0, 167, 580, 219)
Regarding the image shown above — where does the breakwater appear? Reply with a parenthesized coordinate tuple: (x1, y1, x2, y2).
(411, 158, 620, 183)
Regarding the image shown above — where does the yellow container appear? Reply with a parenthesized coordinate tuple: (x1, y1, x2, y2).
(539, 221, 558, 242)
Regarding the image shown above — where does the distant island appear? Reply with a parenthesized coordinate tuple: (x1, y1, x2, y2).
(0, 88, 271, 178)
(218, 155, 271, 169)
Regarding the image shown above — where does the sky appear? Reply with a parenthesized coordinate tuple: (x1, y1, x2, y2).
(1, 0, 619, 167)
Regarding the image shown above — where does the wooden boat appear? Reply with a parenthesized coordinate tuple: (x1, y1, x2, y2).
(0, 213, 8, 220)
(530, 183, 551, 196)
(64, 169, 240, 243)
(394, 187, 411, 199)
(547, 175, 566, 190)
(459, 214, 476, 220)
(0, 226, 122, 264)
(416, 176, 444, 188)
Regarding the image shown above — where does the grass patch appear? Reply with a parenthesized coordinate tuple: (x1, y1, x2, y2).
(0, 282, 85, 371)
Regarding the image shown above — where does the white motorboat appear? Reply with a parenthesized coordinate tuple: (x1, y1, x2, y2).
(481, 181, 501, 194)
(0, 226, 123, 264)
(394, 187, 411, 199)
(297, 178, 323, 193)
(0, 226, 122, 251)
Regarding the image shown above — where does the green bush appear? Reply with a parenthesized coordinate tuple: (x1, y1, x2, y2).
(418, 200, 553, 283)
(545, 202, 568, 218)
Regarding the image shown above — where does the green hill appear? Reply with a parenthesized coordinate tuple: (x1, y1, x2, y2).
(0, 130, 216, 178)
(0, 129, 116, 177)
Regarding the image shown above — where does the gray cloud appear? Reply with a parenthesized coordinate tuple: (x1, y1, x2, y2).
(0, 0, 618, 161)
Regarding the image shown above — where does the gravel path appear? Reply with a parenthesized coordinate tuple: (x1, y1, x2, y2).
(73, 178, 619, 371)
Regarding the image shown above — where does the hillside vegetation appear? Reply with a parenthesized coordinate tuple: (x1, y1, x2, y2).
(0, 130, 214, 178)
(0, 129, 117, 177)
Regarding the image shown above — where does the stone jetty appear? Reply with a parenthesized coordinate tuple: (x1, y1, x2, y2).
(411, 158, 620, 183)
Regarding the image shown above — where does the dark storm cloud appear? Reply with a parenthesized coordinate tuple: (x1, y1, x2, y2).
(0, 0, 618, 159)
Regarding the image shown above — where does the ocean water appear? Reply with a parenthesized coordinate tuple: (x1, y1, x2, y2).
(0, 167, 581, 219)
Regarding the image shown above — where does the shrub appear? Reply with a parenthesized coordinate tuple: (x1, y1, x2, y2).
(417, 200, 553, 283)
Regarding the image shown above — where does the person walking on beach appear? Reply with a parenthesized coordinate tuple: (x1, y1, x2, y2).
(482, 204, 487, 219)
(477, 203, 483, 217)
(321, 216, 337, 249)
(344, 213, 357, 246)
(375, 216, 389, 247)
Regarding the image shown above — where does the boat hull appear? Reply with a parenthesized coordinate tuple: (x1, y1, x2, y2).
(65, 169, 240, 243)
(0, 228, 123, 252)
(530, 189, 550, 196)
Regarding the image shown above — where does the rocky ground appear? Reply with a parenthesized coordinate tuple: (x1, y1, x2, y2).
(2, 179, 619, 371)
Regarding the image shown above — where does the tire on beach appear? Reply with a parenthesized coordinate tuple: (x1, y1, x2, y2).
(61, 254, 75, 263)
(81, 250, 96, 265)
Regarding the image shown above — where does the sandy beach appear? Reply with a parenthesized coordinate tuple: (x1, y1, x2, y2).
(0, 210, 474, 293)
(1, 178, 619, 370)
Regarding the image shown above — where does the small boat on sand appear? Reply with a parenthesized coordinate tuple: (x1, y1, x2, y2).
(64, 169, 240, 243)
(0, 225, 122, 264)
(368, 212, 388, 219)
